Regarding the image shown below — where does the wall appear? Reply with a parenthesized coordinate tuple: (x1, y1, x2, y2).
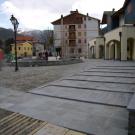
(54, 25, 62, 48)
(125, 0, 135, 24)
(119, 15, 125, 26)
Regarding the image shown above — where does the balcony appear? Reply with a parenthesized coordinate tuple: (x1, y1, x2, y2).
(69, 25, 76, 32)
(69, 33, 76, 39)
(69, 40, 76, 47)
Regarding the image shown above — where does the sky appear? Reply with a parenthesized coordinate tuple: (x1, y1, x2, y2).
(0, 0, 125, 31)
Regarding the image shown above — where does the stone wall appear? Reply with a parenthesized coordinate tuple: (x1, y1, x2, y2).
(11, 58, 83, 67)
(127, 94, 135, 135)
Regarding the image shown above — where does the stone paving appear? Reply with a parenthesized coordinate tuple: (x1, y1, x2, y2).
(0, 60, 135, 135)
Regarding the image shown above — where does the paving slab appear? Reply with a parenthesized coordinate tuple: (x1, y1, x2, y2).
(0, 92, 128, 135)
(65, 75, 135, 84)
(33, 123, 69, 135)
(76, 72, 135, 78)
(127, 93, 135, 111)
(92, 67, 135, 70)
(50, 80, 135, 93)
(66, 130, 87, 135)
(96, 66, 135, 68)
(29, 86, 132, 107)
(86, 69, 135, 73)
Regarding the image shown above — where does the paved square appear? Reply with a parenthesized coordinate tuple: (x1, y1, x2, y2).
(0, 60, 135, 135)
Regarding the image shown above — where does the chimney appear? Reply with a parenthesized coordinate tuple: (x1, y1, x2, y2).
(70, 10, 78, 14)
(87, 13, 89, 16)
(61, 14, 63, 19)
(112, 8, 115, 12)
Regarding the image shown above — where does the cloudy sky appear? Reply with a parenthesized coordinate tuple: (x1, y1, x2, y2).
(0, 0, 124, 31)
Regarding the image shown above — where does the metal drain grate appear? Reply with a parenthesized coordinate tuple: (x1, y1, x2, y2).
(0, 113, 46, 135)
(0, 113, 87, 135)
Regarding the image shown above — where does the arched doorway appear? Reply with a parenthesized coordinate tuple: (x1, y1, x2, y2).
(127, 38, 134, 60)
(115, 43, 121, 60)
(90, 46, 95, 58)
(110, 43, 115, 60)
(99, 45, 104, 58)
(106, 40, 121, 60)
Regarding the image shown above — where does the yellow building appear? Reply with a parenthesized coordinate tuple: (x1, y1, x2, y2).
(11, 42, 33, 57)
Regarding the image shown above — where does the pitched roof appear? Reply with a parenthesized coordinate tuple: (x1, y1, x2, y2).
(112, 0, 131, 18)
(16, 36, 34, 42)
(51, 10, 100, 25)
(101, 11, 115, 24)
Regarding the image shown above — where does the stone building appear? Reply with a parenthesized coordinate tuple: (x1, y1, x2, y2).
(52, 10, 100, 58)
(89, 0, 135, 60)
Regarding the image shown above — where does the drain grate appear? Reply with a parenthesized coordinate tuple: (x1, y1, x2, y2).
(0, 113, 45, 135)
(0, 113, 87, 135)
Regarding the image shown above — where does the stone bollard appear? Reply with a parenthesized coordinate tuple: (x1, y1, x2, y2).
(127, 94, 135, 135)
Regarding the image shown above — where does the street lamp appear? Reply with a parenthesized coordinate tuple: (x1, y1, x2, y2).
(10, 15, 19, 71)
(119, 32, 122, 61)
(88, 43, 90, 59)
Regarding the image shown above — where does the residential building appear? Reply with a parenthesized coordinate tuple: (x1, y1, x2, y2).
(11, 36, 34, 57)
(89, 0, 135, 60)
(52, 10, 100, 58)
(11, 42, 33, 57)
(33, 42, 44, 57)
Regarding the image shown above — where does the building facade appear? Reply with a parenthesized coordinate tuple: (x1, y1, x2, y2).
(89, 0, 135, 60)
(11, 36, 34, 58)
(52, 10, 100, 58)
(11, 42, 33, 57)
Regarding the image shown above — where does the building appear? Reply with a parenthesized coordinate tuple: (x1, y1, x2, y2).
(33, 42, 44, 57)
(11, 42, 33, 57)
(11, 36, 34, 58)
(89, 0, 135, 60)
(52, 10, 100, 58)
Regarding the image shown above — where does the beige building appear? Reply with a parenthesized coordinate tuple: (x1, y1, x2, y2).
(89, 0, 135, 60)
(52, 10, 100, 58)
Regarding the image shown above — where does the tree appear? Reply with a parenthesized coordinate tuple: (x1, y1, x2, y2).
(4, 38, 14, 54)
(39, 30, 53, 50)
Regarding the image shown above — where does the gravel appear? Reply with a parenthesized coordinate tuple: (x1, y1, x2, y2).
(0, 60, 94, 91)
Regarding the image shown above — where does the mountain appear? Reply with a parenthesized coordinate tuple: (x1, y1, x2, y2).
(21, 30, 42, 41)
(21, 30, 53, 42)
(0, 27, 14, 41)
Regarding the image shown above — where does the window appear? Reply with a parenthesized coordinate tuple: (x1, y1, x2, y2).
(84, 39, 87, 43)
(65, 40, 68, 44)
(78, 24, 81, 28)
(78, 32, 81, 36)
(28, 47, 29, 50)
(84, 24, 86, 28)
(24, 47, 26, 50)
(65, 25, 67, 29)
(70, 48, 74, 53)
(84, 32, 86, 36)
(78, 48, 82, 53)
(78, 39, 81, 43)
(18, 47, 21, 50)
(65, 32, 67, 37)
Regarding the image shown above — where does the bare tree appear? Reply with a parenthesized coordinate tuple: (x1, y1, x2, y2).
(39, 29, 53, 50)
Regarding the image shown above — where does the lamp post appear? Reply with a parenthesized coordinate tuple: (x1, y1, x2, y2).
(119, 32, 122, 61)
(10, 15, 19, 71)
(88, 43, 89, 59)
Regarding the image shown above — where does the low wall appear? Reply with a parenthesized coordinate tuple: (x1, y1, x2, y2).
(11, 58, 83, 67)
(127, 94, 135, 135)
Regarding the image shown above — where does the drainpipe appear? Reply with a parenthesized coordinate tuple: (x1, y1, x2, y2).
(104, 37, 106, 60)
(119, 32, 122, 61)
